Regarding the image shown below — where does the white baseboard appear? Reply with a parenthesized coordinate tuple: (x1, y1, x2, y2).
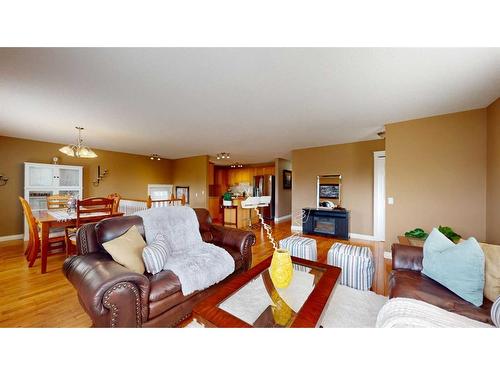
(349, 233, 376, 241)
(274, 214, 291, 223)
(0, 234, 23, 242)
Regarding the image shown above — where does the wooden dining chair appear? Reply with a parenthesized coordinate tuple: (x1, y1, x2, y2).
(46, 194, 71, 209)
(107, 193, 121, 214)
(19, 197, 66, 268)
(65, 197, 115, 255)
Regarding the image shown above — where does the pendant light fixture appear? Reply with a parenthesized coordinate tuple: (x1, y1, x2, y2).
(59, 126, 98, 158)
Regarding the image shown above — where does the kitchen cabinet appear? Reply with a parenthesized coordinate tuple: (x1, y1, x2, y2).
(208, 162, 215, 185)
(208, 197, 221, 221)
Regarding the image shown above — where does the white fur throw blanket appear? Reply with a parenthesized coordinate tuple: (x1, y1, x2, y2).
(137, 207, 234, 295)
(376, 298, 493, 328)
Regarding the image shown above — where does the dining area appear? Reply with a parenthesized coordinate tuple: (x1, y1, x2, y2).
(19, 194, 124, 274)
(19, 191, 189, 274)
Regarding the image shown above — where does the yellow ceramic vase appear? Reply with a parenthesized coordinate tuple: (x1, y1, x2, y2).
(271, 290, 293, 326)
(269, 249, 293, 288)
(271, 291, 293, 327)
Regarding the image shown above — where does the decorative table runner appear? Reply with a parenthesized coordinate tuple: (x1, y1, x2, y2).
(48, 210, 107, 222)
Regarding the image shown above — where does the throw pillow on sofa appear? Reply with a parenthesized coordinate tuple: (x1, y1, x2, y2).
(459, 239, 500, 302)
(102, 225, 146, 274)
(422, 228, 485, 307)
(142, 233, 169, 275)
(492, 296, 500, 327)
(478, 242, 500, 302)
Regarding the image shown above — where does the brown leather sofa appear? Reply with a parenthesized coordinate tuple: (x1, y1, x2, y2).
(389, 243, 493, 325)
(63, 208, 256, 327)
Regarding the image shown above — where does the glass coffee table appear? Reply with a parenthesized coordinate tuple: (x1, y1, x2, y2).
(193, 255, 341, 328)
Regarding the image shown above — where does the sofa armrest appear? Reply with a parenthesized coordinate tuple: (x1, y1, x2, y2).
(209, 224, 256, 270)
(63, 252, 150, 327)
(391, 243, 424, 272)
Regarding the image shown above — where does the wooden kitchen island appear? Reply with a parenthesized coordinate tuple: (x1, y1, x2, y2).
(223, 197, 259, 229)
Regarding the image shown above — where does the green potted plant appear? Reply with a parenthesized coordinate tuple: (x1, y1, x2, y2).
(400, 226, 462, 246)
(437, 225, 461, 243)
(400, 228, 429, 246)
(222, 191, 233, 207)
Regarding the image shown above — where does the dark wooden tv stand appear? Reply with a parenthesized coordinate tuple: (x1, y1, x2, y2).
(302, 207, 350, 240)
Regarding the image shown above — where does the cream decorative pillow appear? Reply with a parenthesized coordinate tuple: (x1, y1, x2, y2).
(479, 242, 500, 302)
(102, 225, 146, 274)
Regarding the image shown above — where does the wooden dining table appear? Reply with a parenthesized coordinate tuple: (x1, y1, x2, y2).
(33, 209, 124, 273)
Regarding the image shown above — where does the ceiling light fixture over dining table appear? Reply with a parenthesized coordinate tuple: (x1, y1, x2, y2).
(59, 126, 98, 158)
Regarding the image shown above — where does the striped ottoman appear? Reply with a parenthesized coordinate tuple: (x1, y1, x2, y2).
(327, 243, 375, 290)
(279, 236, 317, 272)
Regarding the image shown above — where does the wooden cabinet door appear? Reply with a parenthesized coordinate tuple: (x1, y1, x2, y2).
(208, 163, 215, 185)
(208, 197, 221, 220)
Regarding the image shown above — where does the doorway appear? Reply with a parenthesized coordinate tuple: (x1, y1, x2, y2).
(373, 151, 386, 241)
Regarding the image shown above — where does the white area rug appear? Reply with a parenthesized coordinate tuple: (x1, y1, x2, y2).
(321, 284, 388, 328)
(186, 284, 387, 328)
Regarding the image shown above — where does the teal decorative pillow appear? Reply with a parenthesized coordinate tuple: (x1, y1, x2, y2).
(422, 228, 485, 307)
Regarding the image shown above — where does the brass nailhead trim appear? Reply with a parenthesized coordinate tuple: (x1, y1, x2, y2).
(171, 313, 192, 327)
(103, 282, 141, 327)
(79, 225, 89, 255)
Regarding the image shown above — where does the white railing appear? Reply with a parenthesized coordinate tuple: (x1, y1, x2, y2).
(118, 197, 186, 215)
(150, 199, 184, 208)
(118, 199, 149, 216)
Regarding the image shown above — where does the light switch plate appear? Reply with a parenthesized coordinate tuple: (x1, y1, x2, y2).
(387, 197, 394, 205)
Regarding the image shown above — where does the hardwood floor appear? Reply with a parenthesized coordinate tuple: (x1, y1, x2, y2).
(0, 220, 387, 327)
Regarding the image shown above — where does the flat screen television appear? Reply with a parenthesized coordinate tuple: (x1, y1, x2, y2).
(319, 183, 339, 199)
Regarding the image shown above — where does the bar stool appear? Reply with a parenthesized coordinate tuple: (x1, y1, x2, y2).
(241, 197, 261, 228)
(257, 196, 272, 218)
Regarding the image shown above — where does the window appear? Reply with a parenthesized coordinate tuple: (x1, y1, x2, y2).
(148, 184, 173, 200)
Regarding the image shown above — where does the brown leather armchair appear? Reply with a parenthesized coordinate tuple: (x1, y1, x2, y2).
(389, 243, 493, 324)
(63, 208, 256, 327)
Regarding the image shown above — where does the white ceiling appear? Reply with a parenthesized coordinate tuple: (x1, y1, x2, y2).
(0, 48, 499, 164)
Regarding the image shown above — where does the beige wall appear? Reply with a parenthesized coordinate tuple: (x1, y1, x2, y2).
(274, 158, 292, 219)
(292, 139, 385, 235)
(0, 135, 173, 237)
(172, 155, 209, 209)
(487, 98, 500, 244)
(385, 109, 488, 246)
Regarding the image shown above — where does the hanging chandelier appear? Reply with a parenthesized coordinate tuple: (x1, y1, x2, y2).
(230, 162, 243, 168)
(59, 126, 98, 158)
(216, 152, 230, 160)
(150, 154, 161, 160)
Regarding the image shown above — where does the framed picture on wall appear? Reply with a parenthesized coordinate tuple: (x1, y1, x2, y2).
(283, 170, 292, 189)
(175, 186, 190, 204)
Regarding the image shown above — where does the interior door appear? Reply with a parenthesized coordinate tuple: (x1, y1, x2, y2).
(373, 151, 386, 241)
